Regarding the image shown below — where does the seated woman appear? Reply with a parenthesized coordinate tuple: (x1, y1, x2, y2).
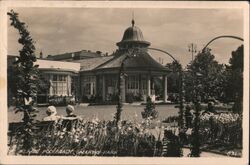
(43, 106, 61, 121)
(65, 105, 77, 117)
(62, 105, 80, 131)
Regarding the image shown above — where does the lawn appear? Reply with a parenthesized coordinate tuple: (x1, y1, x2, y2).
(8, 104, 179, 123)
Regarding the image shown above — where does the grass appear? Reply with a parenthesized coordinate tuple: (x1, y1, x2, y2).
(8, 104, 179, 123)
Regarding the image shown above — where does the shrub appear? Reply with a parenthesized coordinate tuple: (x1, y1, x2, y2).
(48, 96, 76, 106)
(162, 130, 183, 157)
(141, 96, 158, 119)
(126, 93, 134, 103)
(162, 116, 179, 123)
(198, 112, 242, 147)
(134, 93, 144, 102)
(81, 95, 89, 103)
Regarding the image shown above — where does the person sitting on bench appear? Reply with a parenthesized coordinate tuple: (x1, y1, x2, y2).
(65, 105, 77, 117)
(43, 106, 61, 121)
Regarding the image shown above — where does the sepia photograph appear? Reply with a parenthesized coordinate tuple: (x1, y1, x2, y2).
(0, 1, 249, 165)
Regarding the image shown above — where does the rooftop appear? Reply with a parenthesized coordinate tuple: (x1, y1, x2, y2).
(35, 59, 80, 72)
(72, 56, 114, 72)
(116, 19, 150, 48)
(46, 50, 108, 61)
(95, 50, 168, 72)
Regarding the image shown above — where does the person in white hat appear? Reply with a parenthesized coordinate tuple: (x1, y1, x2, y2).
(43, 106, 61, 121)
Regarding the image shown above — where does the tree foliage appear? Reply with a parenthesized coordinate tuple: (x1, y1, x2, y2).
(8, 10, 39, 152)
(165, 61, 182, 94)
(224, 45, 243, 112)
(184, 48, 225, 102)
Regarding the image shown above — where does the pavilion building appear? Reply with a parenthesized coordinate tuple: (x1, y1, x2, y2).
(79, 19, 169, 103)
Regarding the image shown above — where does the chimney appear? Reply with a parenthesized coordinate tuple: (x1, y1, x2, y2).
(40, 51, 43, 59)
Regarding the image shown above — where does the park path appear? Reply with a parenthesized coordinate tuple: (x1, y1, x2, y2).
(182, 148, 228, 157)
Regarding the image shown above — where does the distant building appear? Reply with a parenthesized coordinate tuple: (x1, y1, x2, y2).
(8, 19, 171, 105)
(46, 50, 108, 61)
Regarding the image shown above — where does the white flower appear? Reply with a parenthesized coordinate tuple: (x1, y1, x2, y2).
(186, 128, 192, 135)
(134, 112, 138, 117)
(174, 128, 179, 136)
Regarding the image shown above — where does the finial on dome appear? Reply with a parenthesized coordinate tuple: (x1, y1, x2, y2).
(132, 19, 135, 27)
(132, 11, 135, 27)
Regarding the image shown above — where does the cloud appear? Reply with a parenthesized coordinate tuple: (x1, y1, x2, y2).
(8, 7, 243, 66)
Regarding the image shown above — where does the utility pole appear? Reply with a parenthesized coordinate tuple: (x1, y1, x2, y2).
(188, 43, 197, 61)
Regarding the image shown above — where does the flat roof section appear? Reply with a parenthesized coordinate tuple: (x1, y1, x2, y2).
(35, 59, 80, 72)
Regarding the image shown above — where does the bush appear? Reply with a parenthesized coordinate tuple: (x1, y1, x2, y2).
(48, 96, 75, 106)
(199, 112, 242, 147)
(126, 93, 134, 103)
(168, 93, 179, 103)
(162, 130, 183, 157)
(134, 93, 144, 102)
(162, 116, 179, 123)
(141, 96, 158, 119)
(81, 95, 89, 103)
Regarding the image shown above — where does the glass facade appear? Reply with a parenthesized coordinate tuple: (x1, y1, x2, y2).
(52, 74, 68, 96)
(82, 76, 96, 96)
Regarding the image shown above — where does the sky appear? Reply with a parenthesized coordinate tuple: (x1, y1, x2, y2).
(7, 7, 244, 66)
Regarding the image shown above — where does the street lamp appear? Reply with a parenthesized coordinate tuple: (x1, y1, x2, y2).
(201, 35, 243, 53)
(190, 71, 203, 157)
(188, 43, 197, 61)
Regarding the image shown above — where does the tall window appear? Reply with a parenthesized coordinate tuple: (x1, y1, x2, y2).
(52, 74, 68, 96)
(107, 75, 117, 88)
(127, 75, 139, 90)
(82, 76, 96, 95)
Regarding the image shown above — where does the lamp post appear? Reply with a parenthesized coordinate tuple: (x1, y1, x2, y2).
(201, 35, 243, 53)
(188, 43, 197, 61)
(190, 71, 202, 157)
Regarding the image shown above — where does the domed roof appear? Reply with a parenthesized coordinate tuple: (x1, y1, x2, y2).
(116, 20, 151, 47)
(94, 50, 167, 73)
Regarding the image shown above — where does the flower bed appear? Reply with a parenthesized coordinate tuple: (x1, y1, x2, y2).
(8, 112, 242, 157)
(199, 112, 242, 151)
(8, 118, 163, 156)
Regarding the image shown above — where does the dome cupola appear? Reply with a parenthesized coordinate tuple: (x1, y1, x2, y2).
(116, 19, 151, 49)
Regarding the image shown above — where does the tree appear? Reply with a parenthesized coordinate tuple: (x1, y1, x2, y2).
(184, 48, 225, 102)
(224, 45, 243, 113)
(37, 73, 51, 103)
(8, 10, 39, 153)
(165, 61, 182, 93)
